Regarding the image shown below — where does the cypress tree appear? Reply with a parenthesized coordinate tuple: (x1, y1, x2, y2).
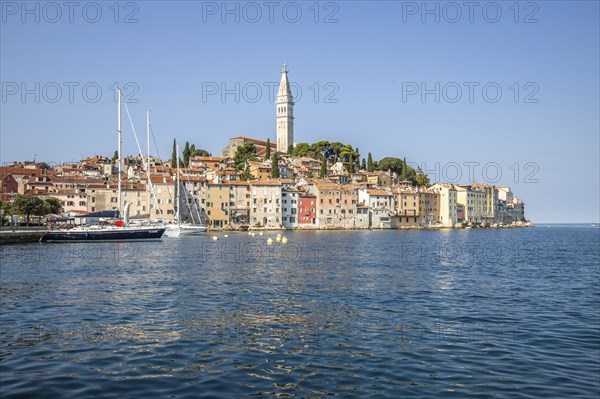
(170, 139, 177, 169)
(367, 152, 374, 172)
(361, 158, 366, 170)
(319, 156, 327, 178)
(271, 153, 280, 178)
(265, 138, 271, 159)
(183, 141, 190, 167)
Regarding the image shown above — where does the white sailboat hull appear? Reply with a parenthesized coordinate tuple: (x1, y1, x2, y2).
(179, 225, 207, 235)
(163, 224, 206, 237)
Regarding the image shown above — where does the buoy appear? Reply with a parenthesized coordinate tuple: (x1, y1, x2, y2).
(276, 235, 282, 242)
(282, 237, 288, 244)
(251, 232, 256, 237)
(224, 234, 229, 238)
(212, 236, 218, 241)
(248, 231, 251, 235)
(267, 237, 273, 245)
(259, 232, 264, 236)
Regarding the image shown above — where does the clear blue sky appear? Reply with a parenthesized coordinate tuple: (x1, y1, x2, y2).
(1, 1, 598, 223)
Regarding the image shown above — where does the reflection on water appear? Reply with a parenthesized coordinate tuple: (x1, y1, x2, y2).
(1, 227, 599, 398)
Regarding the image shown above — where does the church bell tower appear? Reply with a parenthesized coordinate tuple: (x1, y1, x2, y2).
(276, 63, 294, 153)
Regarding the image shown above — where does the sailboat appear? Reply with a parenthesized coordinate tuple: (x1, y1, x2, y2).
(163, 144, 207, 237)
(41, 89, 165, 242)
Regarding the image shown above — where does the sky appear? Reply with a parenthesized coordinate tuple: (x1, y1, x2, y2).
(1, 0, 598, 223)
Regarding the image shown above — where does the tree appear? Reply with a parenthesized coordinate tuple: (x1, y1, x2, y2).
(240, 164, 254, 180)
(311, 141, 333, 161)
(0, 200, 9, 225)
(111, 150, 118, 162)
(330, 142, 345, 162)
(183, 141, 190, 167)
(270, 153, 280, 178)
(190, 146, 210, 157)
(44, 197, 63, 214)
(377, 157, 403, 175)
(287, 144, 294, 154)
(361, 158, 366, 170)
(291, 142, 311, 157)
(233, 142, 258, 171)
(401, 157, 408, 181)
(265, 138, 271, 159)
(319, 156, 327, 178)
(347, 154, 354, 174)
(367, 152, 374, 172)
(11, 195, 46, 225)
(416, 172, 430, 187)
(170, 139, 177, 169)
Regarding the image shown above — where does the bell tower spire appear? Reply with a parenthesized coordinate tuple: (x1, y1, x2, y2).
(276, 63, 294, 153)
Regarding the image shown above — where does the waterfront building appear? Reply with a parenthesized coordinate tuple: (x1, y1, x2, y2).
(53, 189, 88, 214)
(358, 188, 395, 228)
(205, 182, 230, 228)
(430, 183, 458, 227)
(250, 180, 282, 228)
(228, 181, 251, 228)
(148, 175, 176, 220)
(455, 185, 488, 225)
(121, 182, 149, 218)
(281, 188, 299, 228)
(312, 181, 357, 228)
(394, 188, 419, 226)
(298, 194, 317, 226)
(417, 188, 440, 226)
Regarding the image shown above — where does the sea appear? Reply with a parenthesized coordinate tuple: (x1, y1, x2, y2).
(1, 224, 599, 398)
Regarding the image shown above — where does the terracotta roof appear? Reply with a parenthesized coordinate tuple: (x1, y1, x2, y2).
(250, 180, 283, 186)
(190, 156, 223, 162)
(0, 167, 44, 176)
(150, 175, 174, 184)
(87, 184, 117, 189)
(366, 189, 392, 196)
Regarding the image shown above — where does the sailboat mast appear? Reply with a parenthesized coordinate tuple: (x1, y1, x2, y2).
(176, 143, 180, 225)
(117, 88, 122, 218)
(146, 110, 151, 221)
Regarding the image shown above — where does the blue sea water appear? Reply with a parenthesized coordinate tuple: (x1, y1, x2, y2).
(1, 225, 599, 398)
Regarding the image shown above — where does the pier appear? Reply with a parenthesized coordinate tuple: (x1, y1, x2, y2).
(0, 228, 46, 244)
